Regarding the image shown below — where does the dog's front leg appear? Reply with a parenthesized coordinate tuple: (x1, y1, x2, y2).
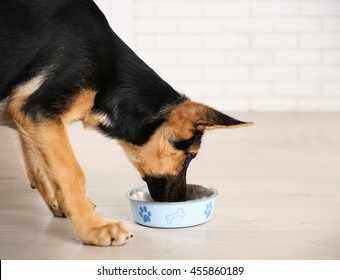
(13, 117, 132, 246)
(19, 133, 97, 217)
(18, 134, 67, 217)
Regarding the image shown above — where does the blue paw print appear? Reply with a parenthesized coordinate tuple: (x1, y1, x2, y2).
(139, 206, 152, 223)
(204, 202, 213, 219)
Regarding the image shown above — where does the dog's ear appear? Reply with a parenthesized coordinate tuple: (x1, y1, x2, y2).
(195, 104, 253, 131)
(169, 101, 253, 132)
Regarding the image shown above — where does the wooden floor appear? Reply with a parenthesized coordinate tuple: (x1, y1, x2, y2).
(0, 112, 339, 260)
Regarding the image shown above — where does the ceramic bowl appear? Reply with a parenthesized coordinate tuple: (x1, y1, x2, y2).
(126, 184, 218, 228)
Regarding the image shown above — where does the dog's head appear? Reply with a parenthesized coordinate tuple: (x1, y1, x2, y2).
(119, 100, 252, 202)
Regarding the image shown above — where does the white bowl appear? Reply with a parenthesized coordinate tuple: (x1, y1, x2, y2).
(126, 184, 218, 228)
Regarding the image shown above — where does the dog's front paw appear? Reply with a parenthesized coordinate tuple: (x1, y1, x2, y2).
(80, 222, 133, 247)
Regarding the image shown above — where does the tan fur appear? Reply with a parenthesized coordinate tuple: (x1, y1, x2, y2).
(0, 98, 13, 127)
(13, 73, 46, 97)
(18, 134, 63, 216)
(0, 73, 46, 127)
(166, 100, 200, 138)
(204, 122, 254, 130)
(119, 130, 188, 178)
(119, 101, 204, 178)
(83, 112, 112, 128)
(62, 89, 97, 124)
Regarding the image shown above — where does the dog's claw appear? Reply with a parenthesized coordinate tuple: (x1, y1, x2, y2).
(125, 234, 133, 240)
(52, 210, 67, 218)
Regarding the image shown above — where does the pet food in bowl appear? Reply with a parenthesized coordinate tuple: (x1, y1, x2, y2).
(126, 184, 218, 228)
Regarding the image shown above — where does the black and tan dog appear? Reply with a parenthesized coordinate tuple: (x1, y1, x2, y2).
(0, 0, 252, 246)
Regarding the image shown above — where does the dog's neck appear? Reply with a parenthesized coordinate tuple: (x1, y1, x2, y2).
(89, 32, 187, 145)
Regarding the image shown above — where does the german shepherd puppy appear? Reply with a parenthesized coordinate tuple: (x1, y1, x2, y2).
(0, 0, 252, 246)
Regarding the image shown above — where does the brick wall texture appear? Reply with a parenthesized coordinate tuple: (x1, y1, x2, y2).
(132, 0, 340, 111)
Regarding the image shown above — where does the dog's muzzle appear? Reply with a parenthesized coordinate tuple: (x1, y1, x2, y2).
(143, 172, 187, 202)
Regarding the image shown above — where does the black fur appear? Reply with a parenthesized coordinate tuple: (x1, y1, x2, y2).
(0, 0, 187, 145)
(143, 173, 187, 202)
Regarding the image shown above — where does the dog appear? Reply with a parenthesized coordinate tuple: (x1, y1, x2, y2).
(0, 0, 252, 246)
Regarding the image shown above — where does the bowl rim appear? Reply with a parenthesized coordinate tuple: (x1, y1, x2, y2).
(126, 184, 218, 205)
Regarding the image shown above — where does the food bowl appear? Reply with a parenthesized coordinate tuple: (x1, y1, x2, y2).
(126, 184, 218, 228)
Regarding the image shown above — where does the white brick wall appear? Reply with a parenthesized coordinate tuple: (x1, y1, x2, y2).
(130, 0, 340, 111)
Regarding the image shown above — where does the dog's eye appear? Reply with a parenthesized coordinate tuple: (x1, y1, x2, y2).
(172, 131, 203, 152)
(173, 139, 192, 151)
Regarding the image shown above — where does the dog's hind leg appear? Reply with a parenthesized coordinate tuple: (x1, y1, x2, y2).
(18, 134, 66, 217)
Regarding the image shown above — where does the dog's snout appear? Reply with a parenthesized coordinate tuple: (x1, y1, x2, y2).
(149, 176, 168, 188)
(143, 174, 186, 202)
(143, 175, 168, 202)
